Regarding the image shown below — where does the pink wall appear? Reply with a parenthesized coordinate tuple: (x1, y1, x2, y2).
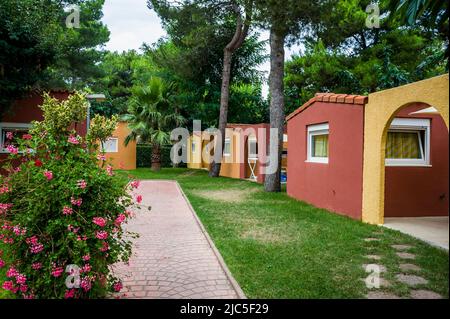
(287, 101, 365, 220)
(384, 103, 449, 217)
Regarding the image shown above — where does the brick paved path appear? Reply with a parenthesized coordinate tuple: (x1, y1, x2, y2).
(113, 180, 244, 299)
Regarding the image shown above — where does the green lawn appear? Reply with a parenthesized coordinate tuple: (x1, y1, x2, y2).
(124, 168, 449, 299)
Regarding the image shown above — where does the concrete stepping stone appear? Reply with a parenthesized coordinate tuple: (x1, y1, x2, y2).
(364, 254, 382, 260)
(366, 291, 401, 299)
(410, 290, 442, 299)
(396, 252, 416, 259)
(392, 244, 413, 251)
(395, 274, 428, 286)
(364, 238, 380, 242)
(363, 264, 387, 273)
(361, 278, 391, 288)
(399, 264, 421, 272)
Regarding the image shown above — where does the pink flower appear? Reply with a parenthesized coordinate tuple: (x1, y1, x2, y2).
(70, 197, 82, 207)
(82, 254, 90, 262)
(0, 203, 13, 214)
(97, 154, 106, 161)
(82, 264, 91, 273)
(113, 281, 123, 292)
(68, 135, 80, 145)
(30, 243, 44, 254)
(63, 206, 73, 216)
(32, 262, 42, 270)
(19, 284, 28, 293)
(51, 266, 64, 278)
(81, 277, 92, 292)
(114, 213, 126, 226)
(93, 217, 106, 227)
(15, 274, 26, 285)
(0, 259, 5, 268)
(22, 134, 32, 140)
(65, 289, 76, 299)
(96, 231, 108, 240)
(43, 170, 53, 181)
(136, 195, 143, 204)
(6, 132, 13, 140)
(6, 145, 18, 154)
(2, 281, 14, 291)
(23, 294, 35, 299)
(106, 165, 114, 176)
(77, 180, 87, 189)
(130, 180, 140, 189)
(0, 185, 9, 194)
(100, 241, 109, 252)
(6, 267, 18, 278)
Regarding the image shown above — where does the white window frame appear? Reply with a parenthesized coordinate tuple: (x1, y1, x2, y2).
(224, 138, 231, 157)
(385, 118, 430, 167)
(101, 137, 119, 153)
(0, 122, 32, 154)
(248, 137, 258, 160)
(306, 123, 329, 164)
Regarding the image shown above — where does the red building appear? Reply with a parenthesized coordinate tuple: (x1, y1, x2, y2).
(0, 90, 85, 164)
(286, 93, 449, 220)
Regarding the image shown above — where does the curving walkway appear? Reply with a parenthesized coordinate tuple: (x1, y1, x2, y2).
(113, 180, 244, 299)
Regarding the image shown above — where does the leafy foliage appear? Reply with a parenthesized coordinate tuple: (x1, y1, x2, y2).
(0, 93, 139, 298)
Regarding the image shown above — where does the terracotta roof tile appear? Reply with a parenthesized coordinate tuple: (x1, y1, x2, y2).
(286, 92, 368, 121)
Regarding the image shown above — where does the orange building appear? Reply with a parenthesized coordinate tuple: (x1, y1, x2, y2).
(188, 123, 288, 183)
(101, 121, 136, 170)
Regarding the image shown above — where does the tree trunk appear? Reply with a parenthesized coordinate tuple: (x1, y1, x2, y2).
(151, 143, 161, 172)
(264, 27, 285, 192)
(209, 3, 251, 177)
(209, 48, 233, 177)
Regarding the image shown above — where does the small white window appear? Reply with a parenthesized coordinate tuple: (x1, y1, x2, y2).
(283, 134, 288, 142)
(385, 118, 430, 166)
(307, 123, 329, 164)
(248, 137, 258, 159)
(0, 122, 32, 153)
(224, 138, 231, 156)
(191, 141, 196, 153)
(102, 137, 118, 153)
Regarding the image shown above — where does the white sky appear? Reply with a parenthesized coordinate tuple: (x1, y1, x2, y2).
(101, 0, 302, 97)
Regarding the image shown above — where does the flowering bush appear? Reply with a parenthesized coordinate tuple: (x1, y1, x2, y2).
(0, 92, 140, 299)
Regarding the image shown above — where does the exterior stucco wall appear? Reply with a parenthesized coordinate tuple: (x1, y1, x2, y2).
(362, 74, 449, 224)
(103, 122, 136, 170)
(384, 103, 449, 217)
(286, 101, 365, 219)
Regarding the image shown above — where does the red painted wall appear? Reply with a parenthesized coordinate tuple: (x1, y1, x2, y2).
(286, 102, 365, 220)
(384, 103, 449, 217)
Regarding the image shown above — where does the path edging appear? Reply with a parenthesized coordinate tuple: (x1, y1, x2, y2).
(174, 181, 247, 299)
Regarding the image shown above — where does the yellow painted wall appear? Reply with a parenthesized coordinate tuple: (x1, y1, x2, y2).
(220, 129, 242, 179)
(362, 74, 449, 224)
(104, 121, 136, 170)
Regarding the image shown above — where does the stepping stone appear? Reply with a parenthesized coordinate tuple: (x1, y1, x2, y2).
(365, 254, 382, 260)
(410, 290, 442, 299)
(366, 291, 401, 299)
(363, 264, 387, 273)
(395, 274, 428, 286)
(399, 264, 421, 272)
(364, 238, 380, 242)
(396, 252, 416, 259)
(392, 244, 413, 251)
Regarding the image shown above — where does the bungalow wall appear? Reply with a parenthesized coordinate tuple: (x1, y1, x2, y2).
(102, 121, 136, 170)
(286, 98, 365, 220)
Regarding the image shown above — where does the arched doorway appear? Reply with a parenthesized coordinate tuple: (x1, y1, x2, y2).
(362, 74, 449, 225)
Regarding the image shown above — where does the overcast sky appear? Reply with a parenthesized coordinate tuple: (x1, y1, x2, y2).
(101, 0, 302, 96)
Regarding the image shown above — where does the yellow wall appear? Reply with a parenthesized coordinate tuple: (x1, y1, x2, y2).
(362, 74, 449, 224)
(104, 121, 136, 170)
(220, 129, 242, 179)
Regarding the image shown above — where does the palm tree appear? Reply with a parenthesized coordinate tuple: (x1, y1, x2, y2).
(123, 77, 185, 171)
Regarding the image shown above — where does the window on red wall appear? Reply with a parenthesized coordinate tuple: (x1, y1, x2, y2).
(307, 123, 329, 164)
(0, 123, 32, 153)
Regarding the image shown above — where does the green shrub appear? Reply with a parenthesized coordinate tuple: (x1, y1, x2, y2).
(136, 144, 186, 168)
(0, 92, 140, 299)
